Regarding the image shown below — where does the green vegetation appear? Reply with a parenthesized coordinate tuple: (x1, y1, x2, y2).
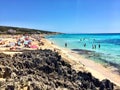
(0, 26, 59, 34)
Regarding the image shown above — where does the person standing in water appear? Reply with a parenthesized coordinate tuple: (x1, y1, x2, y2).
(98, 44, 101, 48)
(65, 43, 67, 47)
(92, 44, 94, 49)
(94, 45, 96, 49)
(84, 43, 86, 47)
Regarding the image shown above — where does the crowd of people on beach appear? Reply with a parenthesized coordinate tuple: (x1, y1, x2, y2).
(0, 34, 44, 51)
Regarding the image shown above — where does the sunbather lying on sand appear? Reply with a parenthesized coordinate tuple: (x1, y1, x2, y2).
(0, 40, 7, 45)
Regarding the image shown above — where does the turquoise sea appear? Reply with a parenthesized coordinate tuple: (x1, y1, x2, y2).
(46, 34, 120, 71)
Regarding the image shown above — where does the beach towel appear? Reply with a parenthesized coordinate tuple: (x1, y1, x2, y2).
(24, 40, 29, 45)
(9, 42, 15, 47)
(30, 45, 38, 49)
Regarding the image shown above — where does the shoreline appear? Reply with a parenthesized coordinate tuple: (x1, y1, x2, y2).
(72, 49, 120, 74)
(0, 34, 119, 88)
(44, 38, 120, 86)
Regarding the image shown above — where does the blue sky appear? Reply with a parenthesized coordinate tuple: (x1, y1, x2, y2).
(0, 0, 120, 33)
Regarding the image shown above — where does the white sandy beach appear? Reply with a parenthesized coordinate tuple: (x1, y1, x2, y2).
(43, 38, 120, 87)
(0, 35, 120, 88)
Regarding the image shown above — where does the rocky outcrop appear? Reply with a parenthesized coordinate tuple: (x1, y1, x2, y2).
(0, 49, 117, 90)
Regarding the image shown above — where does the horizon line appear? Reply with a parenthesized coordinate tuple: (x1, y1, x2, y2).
(0, 25, 120, 34)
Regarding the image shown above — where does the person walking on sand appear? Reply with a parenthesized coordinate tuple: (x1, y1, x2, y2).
(65, 43, 67, 47)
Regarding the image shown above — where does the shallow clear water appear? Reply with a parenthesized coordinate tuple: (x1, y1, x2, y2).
(46, 34, 120, 69)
